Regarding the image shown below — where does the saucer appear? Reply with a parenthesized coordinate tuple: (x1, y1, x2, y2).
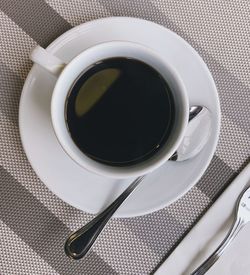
(19, 17, 220, 217)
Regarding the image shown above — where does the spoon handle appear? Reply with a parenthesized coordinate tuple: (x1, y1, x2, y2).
(190, 216, 245, 275)
(64, 175, 145, 259)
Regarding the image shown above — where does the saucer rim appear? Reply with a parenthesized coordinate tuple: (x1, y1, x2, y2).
(19, 17, 220, 217)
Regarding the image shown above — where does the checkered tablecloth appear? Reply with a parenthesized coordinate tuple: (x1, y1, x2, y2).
(0, 1, 249, 274)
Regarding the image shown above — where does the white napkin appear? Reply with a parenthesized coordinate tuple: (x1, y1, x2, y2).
(155, 163, 250, 275)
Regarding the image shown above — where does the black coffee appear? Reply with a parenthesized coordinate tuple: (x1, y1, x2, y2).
(66, 57, 175, 166)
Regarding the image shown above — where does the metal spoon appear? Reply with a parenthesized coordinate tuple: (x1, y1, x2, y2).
(65, 106, 211, 260)
(191, 186, 250, 275)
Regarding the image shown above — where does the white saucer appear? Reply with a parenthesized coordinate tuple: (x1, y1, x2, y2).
(19, 17, 220, 218)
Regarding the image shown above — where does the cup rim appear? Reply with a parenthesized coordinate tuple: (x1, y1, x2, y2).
(51, 40, 189, 179)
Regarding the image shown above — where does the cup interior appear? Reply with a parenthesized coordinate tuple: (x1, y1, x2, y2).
(51, 41, 189, 178)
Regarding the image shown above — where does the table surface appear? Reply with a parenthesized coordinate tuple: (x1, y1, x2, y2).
(0, 1, 249, 274)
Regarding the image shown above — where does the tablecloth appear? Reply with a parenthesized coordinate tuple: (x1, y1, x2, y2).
(0, 1, 249, 274)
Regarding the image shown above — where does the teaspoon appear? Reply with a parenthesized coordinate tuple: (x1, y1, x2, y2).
(65, 106, 211, 260)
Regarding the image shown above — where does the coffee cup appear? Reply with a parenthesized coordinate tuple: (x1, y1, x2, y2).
(30, 41, 189, 178)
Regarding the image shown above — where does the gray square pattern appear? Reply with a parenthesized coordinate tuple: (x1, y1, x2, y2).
(0, 1, 249, 274)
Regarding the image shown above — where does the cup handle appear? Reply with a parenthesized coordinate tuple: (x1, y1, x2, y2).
(30, 45, 66, 77)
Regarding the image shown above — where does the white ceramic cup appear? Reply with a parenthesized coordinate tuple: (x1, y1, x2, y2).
(30, 41, 189, 179)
